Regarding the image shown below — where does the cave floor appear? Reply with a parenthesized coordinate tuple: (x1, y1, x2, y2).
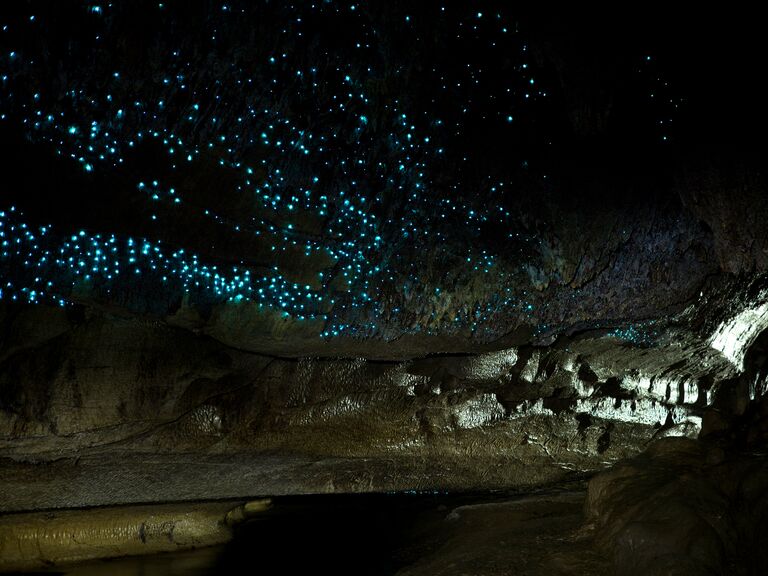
(24, 490, 606, 576)
(0, 452, 588, 513)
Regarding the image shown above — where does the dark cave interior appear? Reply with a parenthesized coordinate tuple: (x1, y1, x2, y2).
(1, 2, 767, 574)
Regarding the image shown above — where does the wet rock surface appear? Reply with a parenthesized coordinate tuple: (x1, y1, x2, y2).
(15, 491, 599, 576)
(585, 398, 768, 575)
(396, 491, 604, 576)
(0, 500, 260, 572)
(2, 276, 768, 511)
(2, 406, 767, 574)
(3, 293, 760, 511)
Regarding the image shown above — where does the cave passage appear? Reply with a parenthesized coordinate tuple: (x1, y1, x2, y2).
(2, 3, 768, 575)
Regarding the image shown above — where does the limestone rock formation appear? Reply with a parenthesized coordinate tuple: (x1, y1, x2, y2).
(0, 4, 767, 574)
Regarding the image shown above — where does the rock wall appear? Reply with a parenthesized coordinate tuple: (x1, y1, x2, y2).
(3, 280, 766, 511)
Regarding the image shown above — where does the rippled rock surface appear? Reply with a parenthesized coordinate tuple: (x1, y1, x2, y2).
(2, 282, 767, 512)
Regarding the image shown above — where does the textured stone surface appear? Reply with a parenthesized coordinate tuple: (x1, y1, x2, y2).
(0, 499, 273, 572)
(0, 286, 760, 511)
(585, 434, 768, 575)
(3, 276, 768, 510)
(397, 491, 606, 576)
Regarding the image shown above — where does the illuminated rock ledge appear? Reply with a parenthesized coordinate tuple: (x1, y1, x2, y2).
(0, 499, 270, 572)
